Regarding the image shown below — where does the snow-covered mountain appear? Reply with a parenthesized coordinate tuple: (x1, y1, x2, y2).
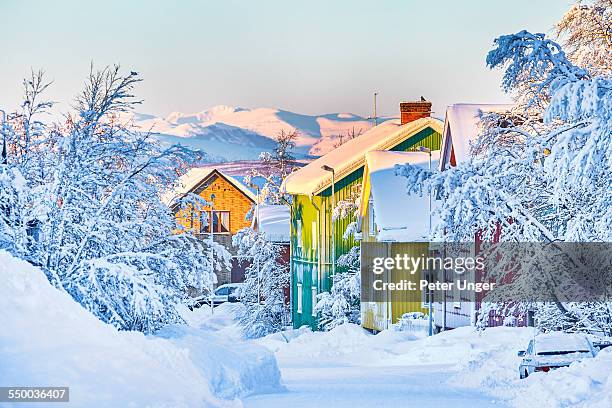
(129, 105, 386, 161)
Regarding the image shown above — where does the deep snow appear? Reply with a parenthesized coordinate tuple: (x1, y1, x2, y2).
(2, 249, 610, 407)
(0, 251, 281, 407)
(249, 323, 612, 408)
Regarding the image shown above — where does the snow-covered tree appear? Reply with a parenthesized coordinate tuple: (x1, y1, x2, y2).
(0, 163, 30, 255)
(396, 17, 611, 333)
(555, 0, 612, 76)
(313, 184, 363, 331)
(4, 65, 228, 333)
(314, 246, 361, 330)
(232, 227, 289, 338)
(245, 129, 300, 205)
(332, 184, 361, 240)
(333, 127, 363, 148)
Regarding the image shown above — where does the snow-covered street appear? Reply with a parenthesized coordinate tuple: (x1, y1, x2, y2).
(244, 361, 505, 408)
(2, 250, 611, 407)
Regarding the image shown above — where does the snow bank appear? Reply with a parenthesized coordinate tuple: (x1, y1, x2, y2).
(0, 251, 281, 407)
(156, 325, 282, 399)
(258, 324, 371, 358)
(448, 327, 612, 408)
(257, 323, 425, 368)
(514, 348, 612, 408)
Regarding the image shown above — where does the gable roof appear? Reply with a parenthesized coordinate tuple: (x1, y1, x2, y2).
(440, 104, 513, 170)
(359, 150, 440, 242)
(281, 117, 443, 196)
(163, 167, 257, 207)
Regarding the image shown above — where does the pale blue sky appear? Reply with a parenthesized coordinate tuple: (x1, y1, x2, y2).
(0, 0, 571, 118)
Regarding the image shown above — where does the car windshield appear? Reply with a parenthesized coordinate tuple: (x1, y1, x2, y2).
(215, 287, 229, 295)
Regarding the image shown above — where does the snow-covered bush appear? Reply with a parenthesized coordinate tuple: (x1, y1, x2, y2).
(393, 312, 429, 333)
(315, 185, 363, 331)
(315, 246, 361, 331)
(0, 165, 30, 255)
(2, 66, 227, 333)
(233, 227, 290, 338)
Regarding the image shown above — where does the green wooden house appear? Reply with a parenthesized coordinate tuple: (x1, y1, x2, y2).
(281, 101, 443, 329)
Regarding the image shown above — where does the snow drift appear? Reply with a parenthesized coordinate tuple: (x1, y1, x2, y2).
(0, 251, 281, 407)
(449, 327, 612, 408)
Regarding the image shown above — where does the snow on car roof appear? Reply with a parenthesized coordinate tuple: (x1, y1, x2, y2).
(440, 104, 513, 170)
(252, 204, 290, 243)
(364, 150, 440, 242)
(535, 332, 591, 353)
(282, 117, 443, 196)
(162, 167, 257, 206)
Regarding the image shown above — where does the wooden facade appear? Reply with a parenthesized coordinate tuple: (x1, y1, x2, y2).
(172, 169, 256, 286)
(357, 150, 437, 331)
(287, 119, 443, 329)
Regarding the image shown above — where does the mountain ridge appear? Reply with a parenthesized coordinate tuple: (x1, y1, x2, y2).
(128, 105, 393, 161)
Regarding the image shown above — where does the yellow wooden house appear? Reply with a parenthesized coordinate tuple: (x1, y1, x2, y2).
(357, 150, 440, 331)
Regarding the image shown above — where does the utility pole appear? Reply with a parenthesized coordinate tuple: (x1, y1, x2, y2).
(0, 110, 7, 164)
(209, 193, 216, 316)
(373, 92, 378, 127)
(321, 165, 336, 277)
(249, 179, 263, 305)
(418, 146, 433, 336)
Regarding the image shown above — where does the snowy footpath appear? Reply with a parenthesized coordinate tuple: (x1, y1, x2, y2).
(1, 250, 611, 407)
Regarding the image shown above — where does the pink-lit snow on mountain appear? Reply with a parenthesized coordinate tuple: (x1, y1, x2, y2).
(127, 105, 392, 159)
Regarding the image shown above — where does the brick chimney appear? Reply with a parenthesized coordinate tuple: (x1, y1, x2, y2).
(400, 99, 432, 125)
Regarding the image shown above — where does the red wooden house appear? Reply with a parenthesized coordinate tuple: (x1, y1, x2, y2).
(433, 104, 531, 331)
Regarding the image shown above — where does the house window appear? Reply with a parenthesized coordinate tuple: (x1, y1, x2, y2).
(311, 220, 317, 248)
(297, 283, 303, 314)
(368, 197, 376, 235)
(311, 287, 318, 316)
(201, 211, 230, 234)
(296, 220, 303, 249)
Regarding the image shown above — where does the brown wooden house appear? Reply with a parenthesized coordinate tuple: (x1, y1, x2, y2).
(166, 168, 257, 286)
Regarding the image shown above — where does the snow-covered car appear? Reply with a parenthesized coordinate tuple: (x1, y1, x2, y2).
(187, 283, 244, 309)
(518, 333, 596, 379)
(212, 283, 244, 304)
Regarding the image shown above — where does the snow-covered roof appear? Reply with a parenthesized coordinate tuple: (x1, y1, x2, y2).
(282, 117, 443, 196)
(252, 204, 290, 243)
(441, 104, 513, 170)
(163, 167, 257, 206)
(362, 150, 440, 242)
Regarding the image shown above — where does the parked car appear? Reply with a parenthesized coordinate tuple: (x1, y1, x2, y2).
(187, 283, 244, 309)
(518, 333, 596, 379)
(212, 283, 244, 304)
